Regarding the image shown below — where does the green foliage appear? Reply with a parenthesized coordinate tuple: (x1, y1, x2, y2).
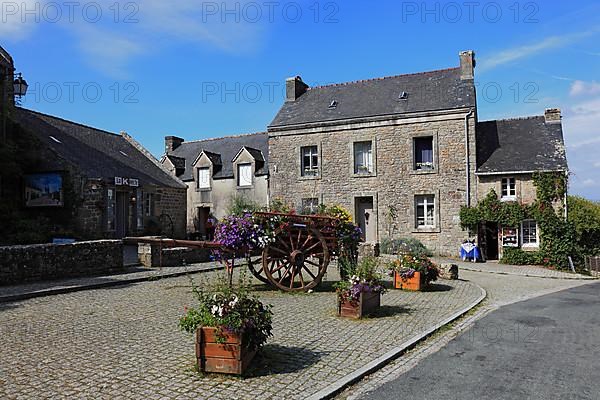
(567, 196, 600, 259)
(269, 197, 292, 213)
(179, 272, 273, 351)
(379, 237, 433, 257)
(500, 247, 543, 265)
(334, 256, 387, 302)
(227, 195, 261, 216)
(460, 173, 576, 270)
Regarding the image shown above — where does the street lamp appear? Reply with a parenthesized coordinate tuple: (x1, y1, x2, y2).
(13, 73, 28, 97)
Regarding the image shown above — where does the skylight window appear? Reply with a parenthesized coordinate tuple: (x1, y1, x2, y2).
(399, 91, 408, 100)
(119, 151, 128, 157)
(49, 135, 61, 143)
(328, 100, 338, 109)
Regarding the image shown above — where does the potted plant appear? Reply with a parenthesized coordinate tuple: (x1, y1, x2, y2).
(388, 253, 439, 291)
(335, 256, 386, 319)
(179, 273, 273, 375)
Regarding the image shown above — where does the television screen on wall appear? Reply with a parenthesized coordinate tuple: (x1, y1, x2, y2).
(24, 173, 64, 207)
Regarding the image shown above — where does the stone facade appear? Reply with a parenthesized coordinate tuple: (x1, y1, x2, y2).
(0, 240, 123, 285)
(269, 111, 477, 256)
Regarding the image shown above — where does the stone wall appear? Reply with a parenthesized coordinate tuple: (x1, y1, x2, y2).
(155, 187, 187, 238)
(0, 240, 123, 285)
(269, 111, 477, 256)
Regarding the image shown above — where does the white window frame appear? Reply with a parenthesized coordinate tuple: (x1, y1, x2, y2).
(353, 141, 373, 175)
(521, 219, 539, 248)
(301, 146, 319, 177)
(415, 195, 435, 228)
(501, 177, 516, 200)
(237, 163, 253, 187)
(197, 167, 211, 190)
(301, 197, 319, 214)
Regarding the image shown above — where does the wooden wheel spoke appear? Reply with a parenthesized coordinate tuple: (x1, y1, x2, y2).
(298, 269, 305, 287)
(289, 269, 296, 289)
(296, 229, 303, 248)
(302, 265, 317, 280)
(304, 241, 322, 253)
(271, 260, 287, 274)
(300, 235, 314, 250)
(289, 231, 296, 250)
(278, 262, 293, 284)
(270, 246, 289, 256)
(277, 237, 290, 250)
(305, 259, 321, 268)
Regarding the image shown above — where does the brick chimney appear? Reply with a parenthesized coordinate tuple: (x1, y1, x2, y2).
(459, 50, 476, 80)
(165, 136, 184, 153)
(286, 76, 309, 102)
(544, 108, 562, 124)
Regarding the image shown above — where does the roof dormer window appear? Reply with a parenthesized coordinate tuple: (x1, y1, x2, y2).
(328, 100, 338, 109)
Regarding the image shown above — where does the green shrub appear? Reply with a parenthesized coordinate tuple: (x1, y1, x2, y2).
(500, 247, 543, 265)
(380, 237, 433, 257)
(227, 195, 261, 216)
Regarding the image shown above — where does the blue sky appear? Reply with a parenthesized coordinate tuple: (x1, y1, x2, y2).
(2, 0, 600, 200)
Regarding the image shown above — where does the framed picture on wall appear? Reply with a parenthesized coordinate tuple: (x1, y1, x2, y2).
(24, 173, 64, 207)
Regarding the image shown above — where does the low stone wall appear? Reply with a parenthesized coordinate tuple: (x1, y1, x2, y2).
(0, 240, 124, 285)
(137, 243, 210, 268)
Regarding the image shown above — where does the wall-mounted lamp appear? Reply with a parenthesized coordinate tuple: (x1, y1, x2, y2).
(13, 73, 28, 97)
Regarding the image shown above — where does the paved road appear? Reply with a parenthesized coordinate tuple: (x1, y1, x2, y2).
(361, 282, 600, 400)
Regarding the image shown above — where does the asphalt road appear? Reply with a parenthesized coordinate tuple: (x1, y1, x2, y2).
(362, 282, 600, 400)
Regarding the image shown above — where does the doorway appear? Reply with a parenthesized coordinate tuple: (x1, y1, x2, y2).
(197, 207, 211, 239)
(115, 191, 130, 238)
(481, 222, 499, 260)
(355, 197, 375, 243)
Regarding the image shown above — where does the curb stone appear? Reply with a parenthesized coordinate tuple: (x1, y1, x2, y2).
(0, 265, 225, 303)
(306, 285, 487, 400)
(457, 265, 595, 280)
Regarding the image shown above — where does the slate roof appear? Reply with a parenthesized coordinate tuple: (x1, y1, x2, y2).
(269, 67, 476, 128)
(165, 155, 186, 170)
(167, 133, 268, 181)
(476, 116, 568, 174)
(12, 108, 186, 188)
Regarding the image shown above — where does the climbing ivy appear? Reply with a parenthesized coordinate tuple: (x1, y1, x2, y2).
(460, 172, 574, 270)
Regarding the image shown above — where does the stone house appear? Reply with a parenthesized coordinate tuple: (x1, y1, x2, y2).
(162, 133, 269, 238)
(0, 45, 187, 243)
(475, 109, 568, 259)
(7, 108, 188, 241)
(267, 50, 568, 257)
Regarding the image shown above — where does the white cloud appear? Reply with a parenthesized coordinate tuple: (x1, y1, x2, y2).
(478, 30, 597, 72)
(570, 80, 600, 97)
(0, 0, 42, 40)
(562, 96, 600, 199)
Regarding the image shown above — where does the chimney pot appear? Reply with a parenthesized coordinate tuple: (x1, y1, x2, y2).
(286, 76, 309, 102)
(544, 108, 562, 124)
(165, 136, 184, 153)
(459, 50, 476, 80)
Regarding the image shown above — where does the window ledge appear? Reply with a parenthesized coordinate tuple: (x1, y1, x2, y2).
(500, 196, 517, 202)
(522, 244, 539, 250)
(412, 227, 441, 234)
(352, 172, 376, 178)
(196, 188, 211, 192)
(410, 169, 438, 175)
(298, 175, 321, 181)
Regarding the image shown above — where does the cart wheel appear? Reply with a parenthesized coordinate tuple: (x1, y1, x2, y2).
(247, 256, 270, 284)
(262, 225, 329, 292)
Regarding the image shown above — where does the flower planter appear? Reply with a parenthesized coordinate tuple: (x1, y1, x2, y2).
(338, 291, 381, 319)
(394, 271, 424, 291)
(195, 327, 257, 375)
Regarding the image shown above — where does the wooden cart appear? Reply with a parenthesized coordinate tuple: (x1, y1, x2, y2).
(249, 212, 340, 292)
(125, 211, 343, 292)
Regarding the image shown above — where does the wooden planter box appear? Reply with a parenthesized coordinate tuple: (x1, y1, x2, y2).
(338, 291, 381, 319)
(394, 271, 424, 291)
(195, 327, 256, 375)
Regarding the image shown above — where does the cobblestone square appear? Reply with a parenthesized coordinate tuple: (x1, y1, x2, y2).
(0, 265, 483, 399)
